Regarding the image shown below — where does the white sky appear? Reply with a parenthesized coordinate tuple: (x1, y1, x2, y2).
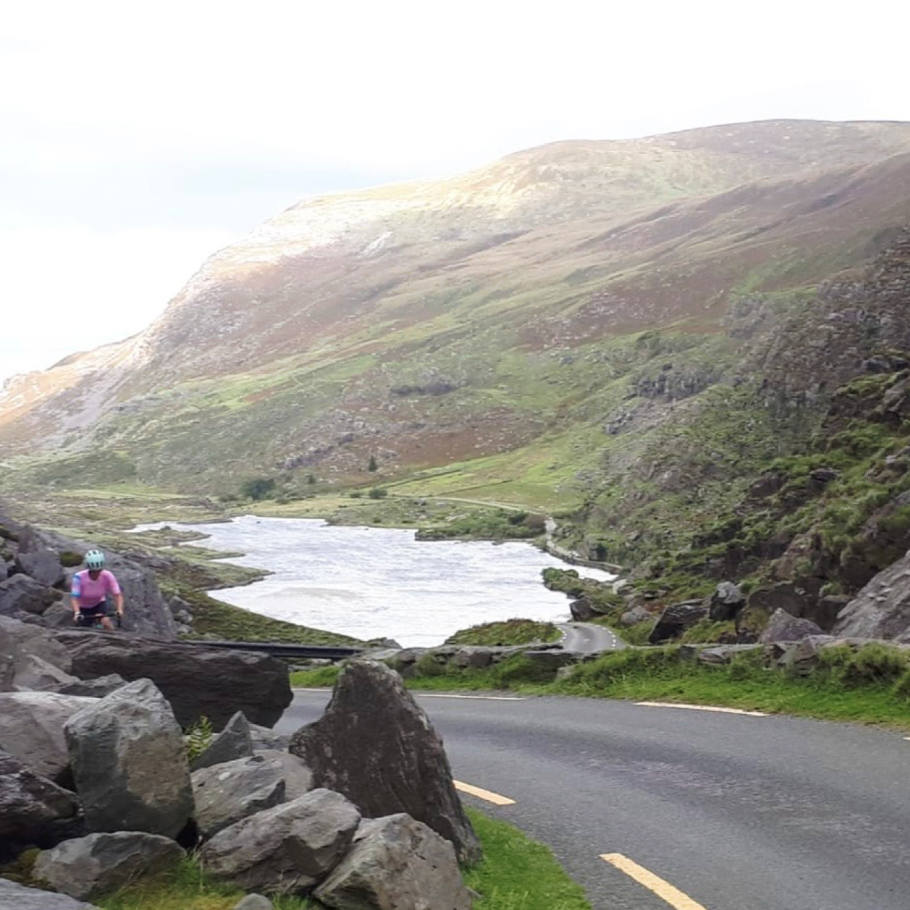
(3, 0, 909, 384)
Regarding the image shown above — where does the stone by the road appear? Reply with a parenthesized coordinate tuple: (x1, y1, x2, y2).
(233, 896, 274, 910)
(58, 633, 292, 728)
(759, 608, 824, 644)
(191, 710, 254, 771)
(0, 691, 97, 783)
(0, 878, 100, 910)
(192, 755, 286, 839)
(0, 747, 80, 841)
(289, 659, 482, 864)
(834, 549, 910, 642)
(313, 813, 472, 910)
(34, 831, 184, 901)
(65, 678, 194, 837)
(200, 788, 361, 894)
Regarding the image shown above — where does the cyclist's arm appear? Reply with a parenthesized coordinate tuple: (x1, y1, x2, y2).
(113, 592, 124, 616)
(70, 574, 82, 618)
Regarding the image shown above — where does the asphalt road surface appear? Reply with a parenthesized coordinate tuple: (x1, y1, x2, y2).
(278, 690, 910, 910)
(556, 621, 625, 652)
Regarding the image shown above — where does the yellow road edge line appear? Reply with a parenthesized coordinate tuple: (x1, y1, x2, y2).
(601, 853, 709, 910)
(454, 780, 516, 806)
(635, 701, 767, 717)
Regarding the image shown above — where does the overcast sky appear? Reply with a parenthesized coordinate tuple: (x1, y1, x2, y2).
(3, 0, 909, 385)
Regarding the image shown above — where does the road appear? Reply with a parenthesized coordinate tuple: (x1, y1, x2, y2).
(277, 691, 910, 910)
(556, 621, 625, 652)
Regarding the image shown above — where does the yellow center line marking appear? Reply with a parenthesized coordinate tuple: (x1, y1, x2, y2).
(635, 701, 766, 717)
(601, 854, 709, 910)
(454, 780, 516, 806)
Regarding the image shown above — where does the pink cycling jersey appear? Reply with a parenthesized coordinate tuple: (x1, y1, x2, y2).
(71, 569, 121, 608)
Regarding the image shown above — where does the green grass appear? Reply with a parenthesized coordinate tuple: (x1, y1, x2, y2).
(464, 809, 591, 909)
(445, 619, 560, 647)
(94, 857, 312, 910)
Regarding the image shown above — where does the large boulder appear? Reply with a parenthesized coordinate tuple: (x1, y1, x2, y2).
(313, 813, 472, 910)
(56, 633, 292, 729)
(709, 582, 745, 621)
(0, 879, 100, 910)
(192, 755, 287, 838)
(15, 546, 66, 589)
(649, 600, 708, 644)
(191, 710, 254, 771)
(51, 675, 128, 698)
(199, 789, 361, 894)
(34, 832, 183, 901)
(12, 654, 79, 692)
(254, 750, 314, 801)
(0, 747, 80, 844)
(833, 550, 910, 642)
(64, 678, 194, 837)
(0, 691, 98, 783)
(289, 660, 481, 864)
(0, 575, 57, 617)
(758, 609, 824, 644)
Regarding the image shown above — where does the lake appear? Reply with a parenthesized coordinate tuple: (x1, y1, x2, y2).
(144, 515, 615, 647)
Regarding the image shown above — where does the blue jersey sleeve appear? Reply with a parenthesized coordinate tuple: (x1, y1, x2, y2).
(71, 572, 82, 598)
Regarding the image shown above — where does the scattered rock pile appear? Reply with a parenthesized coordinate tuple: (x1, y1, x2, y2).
(0, 649, 477, 910)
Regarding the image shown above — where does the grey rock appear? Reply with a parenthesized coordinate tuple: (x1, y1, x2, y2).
(313, 813, 472, 910)
(524, 648, 594, 669)
(649, 600, 708, 644)
(0, 747, 80, 841)
(57, 633, 292, 729)
(0, 878, 100, 910)
(0, 575, 56, 617)
(249, 723, 290, 752)
(569, 596, 597, 621)
(834, 550, 910, 642)
(191, 710, 254, 771)
(0, 616, 73, 692)
(64, 678, 193, 837)
(709, 582, 745, 621)
(51, 674, 128, 698)
(40, 601, 82, 629)
(16, 548, 66, 589)
(192, 755, 286, 838)
(759, 609, 825, 644)
(200, 788, 360, 894)
(619, 605, 651, 626)
(34, 832, 183, 901)
(696, 644, 762, 665)
(769, 635, 839, 675)
(0, 691, 97, 783)
(253, 750, 314, 800)
(289, 660, 481, 864)
(233, 897, 274, 910)
(13, 654, 79, 691)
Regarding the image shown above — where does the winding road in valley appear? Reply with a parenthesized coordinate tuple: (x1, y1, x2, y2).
(277, 691, 910, 910)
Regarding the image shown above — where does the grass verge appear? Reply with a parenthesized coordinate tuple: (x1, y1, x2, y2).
(291, 644, 910, 730)
(445, 619, 561, 647)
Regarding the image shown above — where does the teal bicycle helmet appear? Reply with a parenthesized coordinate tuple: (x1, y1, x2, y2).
(85, 549, 105, 570)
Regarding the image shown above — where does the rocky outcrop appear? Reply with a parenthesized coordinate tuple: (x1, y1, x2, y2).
(33, 832, 184, 901)
(709, 582, 745, 621)
(833, 549, 910, 642)
(0, 879, 100, 910)
(64, 679, 194, 837)
(0, 691, 98, 783)
(191, 710, 254, 771)
(57, 633, 293, 729)
(313, 814, 472, 910)
(649, 600, 708, 644)
(199, 789, 361, 894)
(192, 755, 287, 838)
(289, 660, 482, 864)
(0, 574, 58, 618)
(758, 609, 824, 643)
(0, 616, 75, 692)
(0, 748, 80, 844)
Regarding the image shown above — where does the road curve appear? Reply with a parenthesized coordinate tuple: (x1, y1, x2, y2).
(556, 621, 625, 652)
(278, 691, 910, 910)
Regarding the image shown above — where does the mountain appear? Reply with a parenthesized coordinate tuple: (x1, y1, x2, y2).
(4, 119, 910, 601)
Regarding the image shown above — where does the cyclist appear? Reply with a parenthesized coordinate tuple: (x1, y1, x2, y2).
(71, 549, 124, 630)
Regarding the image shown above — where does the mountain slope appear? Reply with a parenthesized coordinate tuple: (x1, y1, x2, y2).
(3, 119, 910, 508)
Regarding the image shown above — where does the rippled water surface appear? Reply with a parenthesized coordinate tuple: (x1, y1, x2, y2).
(148, 515, 614, 647)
